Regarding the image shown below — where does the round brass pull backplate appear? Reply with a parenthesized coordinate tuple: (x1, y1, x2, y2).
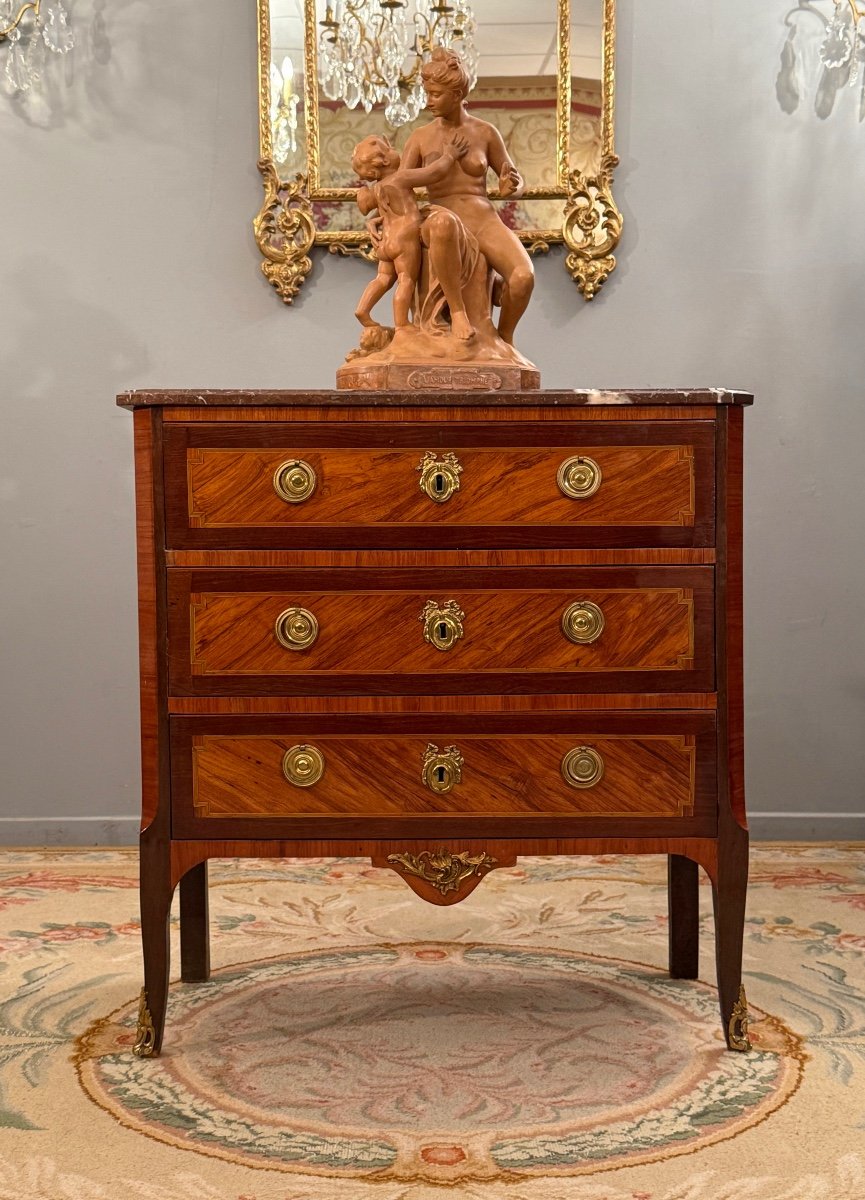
(274, 606, 319, 651)
(562, 746, 605, 789)
(273, 459, 316, 503)
(282, 744, 325, 787)
(557, 455, 602, 499)
(562, 600, 605, 645)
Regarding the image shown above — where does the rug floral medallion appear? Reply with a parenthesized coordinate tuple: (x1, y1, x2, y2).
(2, 846, 865, 1200)
(74, 942, 804, 1184)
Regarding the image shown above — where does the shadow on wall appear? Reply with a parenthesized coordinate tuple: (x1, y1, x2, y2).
(0, 261, 149, 402)
(777, 2, 865, 120)
(2, 0, 109, 130)
(2, 0, 210, 141)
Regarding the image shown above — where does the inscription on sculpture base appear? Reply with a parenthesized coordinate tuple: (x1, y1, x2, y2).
(337, 361, 541, 392)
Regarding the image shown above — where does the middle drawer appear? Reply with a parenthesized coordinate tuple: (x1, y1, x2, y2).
(167, 566, 714, 696)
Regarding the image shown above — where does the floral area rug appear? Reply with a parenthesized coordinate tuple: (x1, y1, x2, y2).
(0, 845, 863, 1199)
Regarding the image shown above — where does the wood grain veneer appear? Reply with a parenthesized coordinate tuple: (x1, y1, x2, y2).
(187, 733, 700, 820)
(182, 444, 697, 531)
(167, 693, 719, 714)
(161, 406, 721, 423)
(166, 549, 718, 567)
(167, 566, 713, 696)
(164, 421, 714, 550)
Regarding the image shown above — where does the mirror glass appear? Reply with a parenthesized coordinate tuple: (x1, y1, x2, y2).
(268, 0, 603, 235)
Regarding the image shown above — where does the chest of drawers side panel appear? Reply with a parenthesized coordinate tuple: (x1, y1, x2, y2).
(133, 408, 169, 837)
(716, 407, 746, 831)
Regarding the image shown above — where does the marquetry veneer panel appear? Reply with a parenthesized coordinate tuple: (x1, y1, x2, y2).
(163, 421, 715, 549)
(167, 566, 713, 696)
(169, 711, 717, 840)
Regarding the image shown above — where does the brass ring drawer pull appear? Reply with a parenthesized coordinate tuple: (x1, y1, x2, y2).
(273, 459, 316, 503)
(562, 745, 605, 789)
(562, 600, 605, 645)
(420, 600, 465, 651)
(418, 451, 462, 503)
(282, 744, 325, 787)
(274, 606, 319, 651)
(422, 743, 464, 794)
(557, 455, 602, 499)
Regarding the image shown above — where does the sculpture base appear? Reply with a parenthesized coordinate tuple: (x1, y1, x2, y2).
(337, 360, 541, 392)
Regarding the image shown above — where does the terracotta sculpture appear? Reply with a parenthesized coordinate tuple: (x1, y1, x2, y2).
(337, 47, 540, 391)
(352, 131, 476, 341)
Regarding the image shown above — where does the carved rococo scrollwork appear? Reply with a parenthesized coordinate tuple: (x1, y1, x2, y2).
(562, 154, 623, 301)
(253, 161, 316, 305)
(387, 847, 498, 897)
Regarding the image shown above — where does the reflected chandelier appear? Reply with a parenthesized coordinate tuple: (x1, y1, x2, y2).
(0, 0, 74, 93)
(318, 0, 478, 128)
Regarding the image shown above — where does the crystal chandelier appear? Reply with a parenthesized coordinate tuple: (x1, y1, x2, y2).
(0, 0, 74, 94)
(318, 0, 478, 128)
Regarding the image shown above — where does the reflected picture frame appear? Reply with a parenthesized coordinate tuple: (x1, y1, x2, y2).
(254, 0, 621, 306)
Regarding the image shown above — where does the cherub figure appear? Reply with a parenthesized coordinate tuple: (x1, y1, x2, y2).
(351, 132, 477, 341)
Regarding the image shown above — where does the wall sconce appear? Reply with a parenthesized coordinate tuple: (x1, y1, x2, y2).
(780, 0, 865, 117)
(0, 0, 74, 93)
(820, 0, 865, 73)
(270, 53, 302, 165)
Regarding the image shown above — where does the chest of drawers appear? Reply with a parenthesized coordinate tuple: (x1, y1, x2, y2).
(119, 388, 752, 1058)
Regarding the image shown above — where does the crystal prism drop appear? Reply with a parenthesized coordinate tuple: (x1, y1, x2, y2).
(385, 98, 410, 126)
(26, 23, 45, 81)
(42, 2, 75, 53)
(820, 3, 853, 69)
(5, 37, 33, 90)
(850, 22, 865, 86)
(344, 73, 361, 109)
(322, 67, 342, 101)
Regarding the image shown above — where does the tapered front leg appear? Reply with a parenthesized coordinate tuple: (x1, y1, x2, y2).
(136, 835, 174, 1058)
(668, 854, 699, 980)
(180, 860, 211, 983)
(711, 825, 751, 1051)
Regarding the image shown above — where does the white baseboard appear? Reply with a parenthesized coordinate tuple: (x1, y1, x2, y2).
(0, 813, 863, 847)
(747, 812, 865, 841)
(0, 817, 139, 846)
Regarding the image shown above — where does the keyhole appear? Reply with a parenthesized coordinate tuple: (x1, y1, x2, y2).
(434, 472, 445, 494)
(438, 622, 449, 642)
(436, 765, 447, 785)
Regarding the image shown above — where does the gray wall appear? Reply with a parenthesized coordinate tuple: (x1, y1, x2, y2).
(1, 0, 863, 843)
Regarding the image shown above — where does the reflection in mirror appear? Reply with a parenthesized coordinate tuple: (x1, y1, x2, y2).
(257, 0, 620, 305)
(268, 0, 603, 234)
(270, 1, 308, 176)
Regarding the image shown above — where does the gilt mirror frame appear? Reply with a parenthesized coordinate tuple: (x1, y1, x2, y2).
(254, 0, 621, 306)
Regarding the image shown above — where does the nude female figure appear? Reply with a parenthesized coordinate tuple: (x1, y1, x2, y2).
(400, 47, 535, 346)
(351, 132, 476, 340)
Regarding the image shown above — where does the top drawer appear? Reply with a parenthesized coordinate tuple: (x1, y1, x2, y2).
(164, 422, 715, 550)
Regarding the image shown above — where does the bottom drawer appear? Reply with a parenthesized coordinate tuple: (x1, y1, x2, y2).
(170, 712, 717, 840)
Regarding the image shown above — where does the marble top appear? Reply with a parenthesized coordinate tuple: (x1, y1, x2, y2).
(117, 388, 753, 409)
